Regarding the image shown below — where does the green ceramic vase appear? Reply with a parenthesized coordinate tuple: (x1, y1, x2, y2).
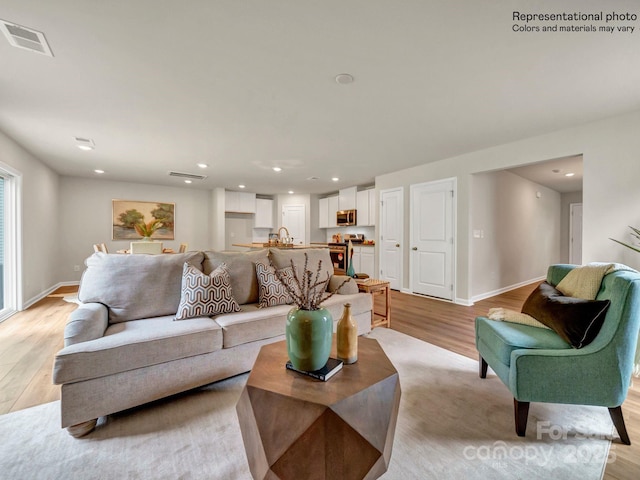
(286, 307, 333, 372)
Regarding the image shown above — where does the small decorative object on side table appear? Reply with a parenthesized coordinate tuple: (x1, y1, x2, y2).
(356, 278, 391, 328)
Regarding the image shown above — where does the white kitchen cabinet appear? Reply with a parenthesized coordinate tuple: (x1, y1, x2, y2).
(351, 245, 375, 278)
(338, 186, 357, 211)
(369, 189, 377, 225)
(360, 247, 375, 278)
(225, 191, 256, 213)
(328, 195, 339, 227)
(254, 198, 274, 228)
(318, 197, 329, 228)
(356, 189, 376, 226)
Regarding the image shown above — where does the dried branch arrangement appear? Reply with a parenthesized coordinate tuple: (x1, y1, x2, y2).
(272, 253, 350, 310)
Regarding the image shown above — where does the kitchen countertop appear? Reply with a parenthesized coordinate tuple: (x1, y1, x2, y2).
(231, 243, 327, 249)
(232, 242, 375, 249)
(310, 242, 376, 247)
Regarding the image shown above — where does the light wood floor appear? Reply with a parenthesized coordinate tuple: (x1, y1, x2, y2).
(0, 284, 638, 478)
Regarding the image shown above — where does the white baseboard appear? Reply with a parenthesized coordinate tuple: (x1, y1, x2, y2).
(400, 287, 470, 306)
(22, 281, 80, 310)
(455, 297, 474, 307)
(470, 276, 545, 304)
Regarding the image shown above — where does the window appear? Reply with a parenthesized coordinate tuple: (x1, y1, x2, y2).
(0, 176, 4, 311)
(0, 165, 20, 322)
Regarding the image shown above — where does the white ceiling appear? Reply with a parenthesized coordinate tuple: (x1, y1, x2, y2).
(507, 155, 583, 193)
(1, 1, 639, 194)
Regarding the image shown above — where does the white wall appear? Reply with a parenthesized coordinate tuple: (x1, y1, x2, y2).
(224, 214, 254, 251)
(0, 130, 60, 308)
(470, 170, 561, 299)
(59, 176, 212, 282)
(376, 109, 640, 303)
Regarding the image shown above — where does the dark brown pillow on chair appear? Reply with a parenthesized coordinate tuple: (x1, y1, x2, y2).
(521, 282, 610, 348)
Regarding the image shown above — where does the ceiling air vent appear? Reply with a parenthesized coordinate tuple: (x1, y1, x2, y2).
(0, 19, 53, 57)
(169, 171, 208, 181)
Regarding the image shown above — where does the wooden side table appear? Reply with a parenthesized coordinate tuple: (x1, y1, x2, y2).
(356, 279, 391, 328)
(236, 336, 401, 480)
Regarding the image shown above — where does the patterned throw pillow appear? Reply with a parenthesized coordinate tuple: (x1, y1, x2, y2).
(255, 259, 296, 308)
(175, 263, 241, 320)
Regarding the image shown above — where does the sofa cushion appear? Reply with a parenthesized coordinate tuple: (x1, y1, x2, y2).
(78, 251, 205, 323)
(175, 263, 241, 320)
(213, 290, 372, 348)
(522, 282, 611, 348)
(269, 248, 333, 289)
(319, 292, 372, 329)
(475, 316, 572, 367)
(53, 315, 222, 384)
(255, 259, 295, 308)
(203, 250, 268, 305)
(328, 275, 359, 294)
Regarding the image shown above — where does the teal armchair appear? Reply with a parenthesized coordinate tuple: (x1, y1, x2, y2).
(475, 264, 640, 444)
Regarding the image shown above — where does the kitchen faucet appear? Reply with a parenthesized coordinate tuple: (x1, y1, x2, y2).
(277, 226, 291, 244)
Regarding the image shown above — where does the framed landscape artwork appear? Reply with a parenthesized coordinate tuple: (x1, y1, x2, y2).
(112, 200, 175, 240)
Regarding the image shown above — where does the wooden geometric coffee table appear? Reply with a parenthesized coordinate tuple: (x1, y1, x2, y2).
(236, 336, 401, 480)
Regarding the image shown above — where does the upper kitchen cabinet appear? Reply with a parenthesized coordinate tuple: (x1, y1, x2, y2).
(319, 195, 339, 228)
(356, 189, 376, 226)
(338, 186, 357, 211)
(327, 195, 339, 227)
(225, 191, 256, 214)
(254, 198, 274, 228)
(318, 197, 329, 229)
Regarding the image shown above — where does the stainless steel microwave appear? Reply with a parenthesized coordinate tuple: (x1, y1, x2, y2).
(336, 209, 357, 226)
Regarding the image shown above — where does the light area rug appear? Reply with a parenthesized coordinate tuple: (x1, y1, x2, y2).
(0, 328, 614, 479)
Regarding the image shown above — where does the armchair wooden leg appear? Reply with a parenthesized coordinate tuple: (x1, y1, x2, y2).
(609, 406, 631, 445)
(514, 399, 530, 437)
(479, 355, 488, 378)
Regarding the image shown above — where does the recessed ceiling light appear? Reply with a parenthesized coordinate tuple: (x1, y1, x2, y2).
(565, 172, 575, 177)
(75, 137, 95, 151)
(331, 177, 339, 182)
(94, 169, 104, 174)
(273, 167, 282, 172)
(288, 190, 294, 194)
(335, 73, 354, 85)
(196, 163, 208, 169)
(184, 180, 192, 184)
(238, 184, 246, 189)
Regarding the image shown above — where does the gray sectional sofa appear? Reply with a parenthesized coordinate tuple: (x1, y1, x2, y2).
(52, 248, 372, 437)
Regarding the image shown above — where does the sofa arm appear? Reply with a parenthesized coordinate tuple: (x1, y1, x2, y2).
(328, 276, 359, 295)
(64, 303, 109, 347)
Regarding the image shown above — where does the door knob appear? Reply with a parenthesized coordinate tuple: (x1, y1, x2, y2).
(395, 244, 400, 248)
(412, 247, 417, 250)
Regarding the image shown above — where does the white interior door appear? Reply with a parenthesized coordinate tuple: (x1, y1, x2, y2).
(379, 188, 403, 290)
(569, 203, 583, 265)
(410, 179, 455, 300)
(281, 204, 306, 245)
